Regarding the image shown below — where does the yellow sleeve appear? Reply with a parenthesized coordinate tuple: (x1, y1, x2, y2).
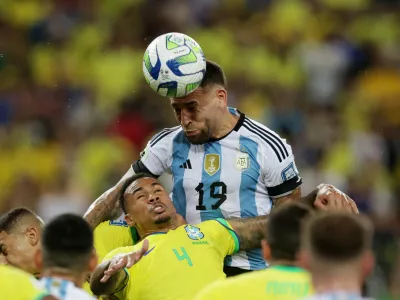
(94, 221, 137, 262)
(200, 219, 240, 256)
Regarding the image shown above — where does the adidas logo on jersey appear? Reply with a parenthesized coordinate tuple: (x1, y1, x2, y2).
(179, 159, 192, 169)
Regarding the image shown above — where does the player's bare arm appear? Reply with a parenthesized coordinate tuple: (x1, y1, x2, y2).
(273, 186, 302, 207)
(274, 184, 358, 213)
(228, 184, 358, 251)
(83, 168, 135, 229)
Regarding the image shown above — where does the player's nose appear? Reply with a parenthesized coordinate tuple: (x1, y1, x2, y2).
(148, 194, 160, 203)
(180, 110, 191, 127)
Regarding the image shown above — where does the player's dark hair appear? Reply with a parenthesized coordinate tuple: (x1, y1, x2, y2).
(303, 212, 373, 262)
(267, 202, 313, 261)
(42, 214, 93, 273)
(0, 207, 40, 233)
(200, 60, 227, 89)
(117, 173, 158, 214)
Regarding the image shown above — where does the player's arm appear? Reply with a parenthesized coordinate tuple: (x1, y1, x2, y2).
(84, 168, 136, 230)
(261, 138, 357, 212)
(83, 128, 175, 229)
(90, 241, 149, 296)
(90, 260, 128, 296)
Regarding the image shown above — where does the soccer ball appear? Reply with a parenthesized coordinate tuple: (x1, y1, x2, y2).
(143, 32, 206, 98)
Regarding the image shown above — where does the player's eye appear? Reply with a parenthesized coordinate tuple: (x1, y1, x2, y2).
(154, 189, 162, 193)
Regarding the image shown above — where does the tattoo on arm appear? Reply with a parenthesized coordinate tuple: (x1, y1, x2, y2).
(228, 216, 268, 251)
(90, 261, 127, 296)
(83, 188, 122, 230)
(83, 168, 135, 230)
(273, 187, 302, 208)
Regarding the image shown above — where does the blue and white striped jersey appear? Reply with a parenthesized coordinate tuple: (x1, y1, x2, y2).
(134, 108, 302, 270)
(39, 277, 96, 300)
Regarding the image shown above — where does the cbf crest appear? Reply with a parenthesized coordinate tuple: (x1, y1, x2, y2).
(185, 225, 204, 240)
(204, 154, 220, 176)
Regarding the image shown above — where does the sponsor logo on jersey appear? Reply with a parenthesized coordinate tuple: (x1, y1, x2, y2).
(281, 162, 297, 181)
(184, 225, 204, 240)
(235, 152, 250, 171)
(109, 220, 128, 227)
(204, 154, 220, 176)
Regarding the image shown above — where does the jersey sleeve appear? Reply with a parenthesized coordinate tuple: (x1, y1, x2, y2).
(199, 219, 240, 256)
(132, 127, 180, 176)
(94, 221, 136, 263)
(261, 138, 302, 198)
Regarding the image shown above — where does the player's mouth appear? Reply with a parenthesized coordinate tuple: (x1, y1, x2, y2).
(152, 204, 166, 214)
(185, 130, 199, 137)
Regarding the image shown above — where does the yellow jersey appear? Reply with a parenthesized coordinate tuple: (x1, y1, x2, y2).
(103, 219, 239, 300)
(83, 220, 138, 297)
(0, 265, 49, 300)
(195, 265, 313, 300)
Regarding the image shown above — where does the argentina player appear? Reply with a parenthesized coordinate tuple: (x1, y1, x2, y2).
(85, 60, 358, 276)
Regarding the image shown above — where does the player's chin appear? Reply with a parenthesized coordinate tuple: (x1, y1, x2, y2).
(185, 133, 207, 145)
(153, 212, 172, 225)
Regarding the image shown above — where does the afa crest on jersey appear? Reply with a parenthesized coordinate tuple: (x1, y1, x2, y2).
(185, 225, 204, 240)
(204, 154, 220, 176)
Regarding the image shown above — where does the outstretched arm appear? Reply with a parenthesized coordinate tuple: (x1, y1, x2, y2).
(228, 185, 357, 252)
(90, 260, 128, 296)
(90, 240, 149, 296)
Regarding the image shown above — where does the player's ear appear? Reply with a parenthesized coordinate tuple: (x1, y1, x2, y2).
(297, 250, 310, 270)
(261, 240, 271, 261)
(88, 248, 98, 273)
(34, 248, 43, 271)
(26, 227, 39, 246)
(362, 250, 375, 279)
(125, 214, 135, 227)
(215, 88, 227, 107)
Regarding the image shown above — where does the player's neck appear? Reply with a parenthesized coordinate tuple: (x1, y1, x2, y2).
(211, 108, 239, 139)
(139, 222, 178, 239)
(42, 268, 86, 288)
(312, 272, 362, 295)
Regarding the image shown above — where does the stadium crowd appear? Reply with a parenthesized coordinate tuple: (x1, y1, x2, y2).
(0, 0, 399, 299)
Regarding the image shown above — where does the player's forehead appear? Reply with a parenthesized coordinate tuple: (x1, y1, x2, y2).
(125, 177, 161, 194)
(170, 88, 207, 107)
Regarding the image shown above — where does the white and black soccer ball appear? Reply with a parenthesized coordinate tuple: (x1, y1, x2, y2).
(143, 32, 206, 98)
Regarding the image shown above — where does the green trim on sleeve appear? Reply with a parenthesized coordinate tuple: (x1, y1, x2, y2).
(34, 292, 51, 300)
(215, 218, 240, 253)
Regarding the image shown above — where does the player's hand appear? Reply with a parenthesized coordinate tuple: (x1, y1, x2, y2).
(100, 239, 149, 283)
(314, 184, 359, 213)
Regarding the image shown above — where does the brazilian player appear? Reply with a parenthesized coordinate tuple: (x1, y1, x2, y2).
(35, 214, 98, 299)
(0, 207, 44, 276)
(195, 202, 314, 300)
(90, 174, 352, 300)
(300, 212, 375, 299)
(0, 264, 56, 300)
(0, 207, 134, 298)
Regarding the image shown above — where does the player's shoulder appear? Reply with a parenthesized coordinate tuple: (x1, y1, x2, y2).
(240, 116, 291, 163)
(147, 126, 182, 148)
